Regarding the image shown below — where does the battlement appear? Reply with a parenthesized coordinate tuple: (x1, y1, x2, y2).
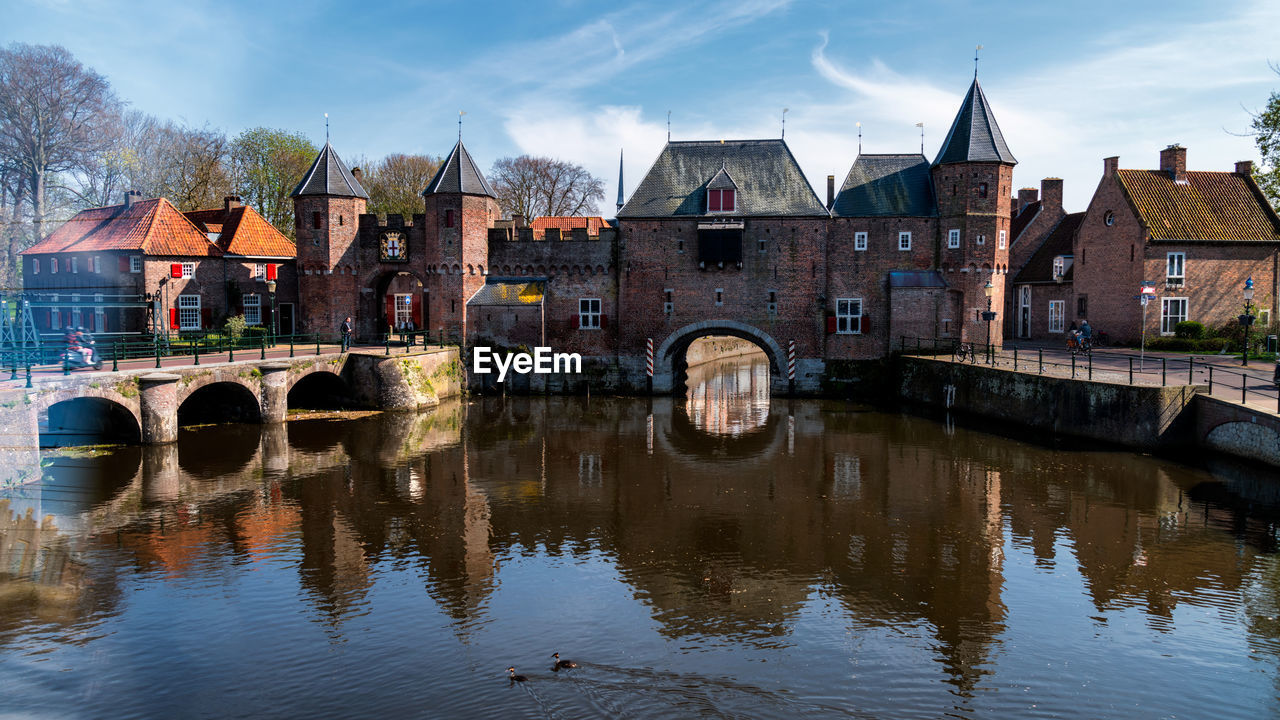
(359, 213, 426, 229)
(488, 226, 617, 243)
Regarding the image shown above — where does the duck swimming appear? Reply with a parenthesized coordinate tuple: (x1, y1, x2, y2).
(507, 667, 527, 682)
(552, 653, 577, 670)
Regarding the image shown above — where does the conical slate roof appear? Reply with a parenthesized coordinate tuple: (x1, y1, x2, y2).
(423, 141, 495, 198)
(291, 142, 369, 198)
(933, 79, 1016, 166)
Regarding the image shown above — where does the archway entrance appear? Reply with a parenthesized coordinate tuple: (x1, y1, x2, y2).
(373, 272, 425, 336)
(654, 320, 787, 396)
(41, 398, 142, 447)
(681, 336, 771, 436)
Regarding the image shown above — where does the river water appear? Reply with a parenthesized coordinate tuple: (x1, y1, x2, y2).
(2, 354, 1280, 719)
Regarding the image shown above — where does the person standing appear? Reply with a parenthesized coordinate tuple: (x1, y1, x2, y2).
(340, 316, 353, 352)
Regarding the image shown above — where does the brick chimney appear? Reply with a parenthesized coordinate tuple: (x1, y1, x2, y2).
(1235, 160, 1254, 176)
(1103, 156, 1119, 176)
(1040, 178, 1063, 211)
(1159, 144, 1187, 183)
(1016, 187, 1038, 214)
(224, 195, 243, 212)
(512, 213, 527, 228)
(827, 175, 835, 209)
(123, 190, 142, 208)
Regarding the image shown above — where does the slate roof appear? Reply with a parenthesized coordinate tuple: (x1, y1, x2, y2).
(423, 141, 496, 198)
(467, 278, 545, 306)
(832, 154, 936, 217)
(530, 216, 610, 238)
(1115, 169, 1280, 242)
(888, 270, 947, 288)
(707, 166, 738, 189)
(617, 139, 828, 218)
(185, 205, 296, 258)
(1009, 201, 1041, 244)
(291, 142, 369, 199)
(22, 198, 221, 257)
(934, 78, 1016, 166)
(1012, 213, 1084, 284)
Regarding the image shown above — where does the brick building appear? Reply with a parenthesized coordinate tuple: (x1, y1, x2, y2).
(20, 192, 297, 340)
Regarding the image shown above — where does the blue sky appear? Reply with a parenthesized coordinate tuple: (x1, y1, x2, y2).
(6, 0, 1278, 211)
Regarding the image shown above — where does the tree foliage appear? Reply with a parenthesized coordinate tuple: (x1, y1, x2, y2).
(489, 155, 605, 219)
(362, 153, 442, 220)
(1251, 68, 1280, 208)
(229, 127, 317, 240)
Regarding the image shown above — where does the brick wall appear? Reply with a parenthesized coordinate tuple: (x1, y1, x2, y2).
(1073, 170, 1146, 344)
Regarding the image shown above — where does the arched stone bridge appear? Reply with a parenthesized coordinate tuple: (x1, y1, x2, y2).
(4, 348, 461, 448)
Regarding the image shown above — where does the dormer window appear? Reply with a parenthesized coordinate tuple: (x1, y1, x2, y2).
(708, 188, 735, 213)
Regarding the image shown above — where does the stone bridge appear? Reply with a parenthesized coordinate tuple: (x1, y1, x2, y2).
(0, 347, 462, 453)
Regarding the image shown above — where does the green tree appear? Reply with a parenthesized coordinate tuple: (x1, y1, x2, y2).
(229, 127, 317, 240)
(1251, 63, 1280, 208)
(363, 153, 442, 220)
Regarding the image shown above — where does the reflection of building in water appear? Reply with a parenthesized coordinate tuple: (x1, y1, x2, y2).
(0, 498, 87, 623)
(683, 341, 770, 436)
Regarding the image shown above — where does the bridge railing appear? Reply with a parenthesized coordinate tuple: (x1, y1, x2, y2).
(898, 335, 1280, 414)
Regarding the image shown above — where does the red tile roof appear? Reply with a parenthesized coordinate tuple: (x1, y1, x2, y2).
(1116, 170, 1280, 242)
(22, 198, 221, 256)
(530, 216, 609, 238)
(185, 205, 295, 258)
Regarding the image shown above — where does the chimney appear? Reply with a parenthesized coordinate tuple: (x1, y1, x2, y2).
(351, 167, 362, 181)
(1236, 160, 1254, 176)
(1017, 187, 1039, 214)
(1040, 178, 1063, 211)
(123, 190, 142, 209)
(1103, 156, 1119, 177)
(1159, 144, 1187, 183)
(224, 195, 242, 212)
(826, 175, 835, 209)
(512, 213, 526, 228)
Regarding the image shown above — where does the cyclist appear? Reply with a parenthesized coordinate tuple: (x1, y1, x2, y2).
(1079, 319, 1093, 353)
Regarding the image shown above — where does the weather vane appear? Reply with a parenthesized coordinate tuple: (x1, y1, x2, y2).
(782, 108, 789, 139)
(458, 110, 466, 141)
(975, 44, 983, 78)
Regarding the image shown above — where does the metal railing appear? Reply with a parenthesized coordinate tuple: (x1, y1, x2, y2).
(899, 335, 1280, 414)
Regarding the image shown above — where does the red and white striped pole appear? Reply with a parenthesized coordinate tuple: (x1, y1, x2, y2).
(645, 338, 654, 377)
(787, 340, 796, 382)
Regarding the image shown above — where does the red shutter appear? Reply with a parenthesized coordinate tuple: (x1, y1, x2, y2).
(860, 314, 870, 334)
(411, 293, 422, 327)
(118, 256, 129, 272)
(46, 310, 52, 328)
(169, 308, 179, 330)
(826, 315, 837, 334)
(708, 189, 721, 212)
(170, 263, 182, 278)
(600, 314, 608, 329)
(570, 314, 579, 329)
(266, 264, 278, 281)
(385, 294, 395, 328)
(200, 307, 212, 330)
(724, 189, 735, 212)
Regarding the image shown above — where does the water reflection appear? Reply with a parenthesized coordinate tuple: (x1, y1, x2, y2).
(683, 342, 770, 436)
(2, 391, 1280, 717)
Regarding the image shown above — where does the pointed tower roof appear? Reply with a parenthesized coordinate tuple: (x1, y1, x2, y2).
(291, 142, 369, 198)
(933, 79, 1016, 166)
(616, 149, 625, 212)
(423, 141, 495, 198)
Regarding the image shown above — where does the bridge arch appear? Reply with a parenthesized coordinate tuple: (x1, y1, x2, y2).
(654, 320, 788, 395)
(178, 381, 262, 426)
(287, 369, 357, 410)
(40, 396, 142, 447)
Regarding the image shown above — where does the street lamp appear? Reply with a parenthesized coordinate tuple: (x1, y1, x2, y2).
(1241, 276, 1255, 366)
(266, 279, 277, 346)
(981, 280, 997, 364)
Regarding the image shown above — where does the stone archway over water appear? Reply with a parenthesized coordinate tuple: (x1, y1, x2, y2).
(654, 320, 789, 395)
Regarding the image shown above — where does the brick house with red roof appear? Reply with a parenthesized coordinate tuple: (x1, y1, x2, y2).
(20, 192, 296, 340)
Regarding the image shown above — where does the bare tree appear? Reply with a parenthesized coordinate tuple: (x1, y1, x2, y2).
(0, 44, 121, 244)
(363, 153, 442, 220)
(489, 155, 605, 219)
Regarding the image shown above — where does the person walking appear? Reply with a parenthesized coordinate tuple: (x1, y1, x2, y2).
(340, 316, 353, 352)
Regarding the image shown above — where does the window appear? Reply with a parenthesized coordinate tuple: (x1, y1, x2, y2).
(445, 209, 455, 228)
(181, 262, 195, 279)
(978, 183, 988, 198)
(854, 232, 868, 251)
(836, 298, 863, 334)
(767, 290, 777, 315)
(130, 255, 142, 273)
(708, 188, 736, 213)
(71, 294, 81, 328)
(898, 232, 911, 251)
(948, 229, 960, 248)
(999, 230, 1007, 249)
(1166, 252, 1185, 284)
(715, 288, 724, 306)
(254, 263, 266, 280)
(664, 289, 673, 315)
(1048, 300, 1065, 333)
(178, 295, 201, 330)
(1077, 295, 1088, 317)
(312, 212, 322, 229)
(1104, 211, 1115, 226)
(677, 239, 684, 253)
(31, 258, 39, 275)
(976, 234, 985, 246)
(51, 258, 58, 274)
(1161, 298, 1187, 335)
(1052, 256, 1065, 278)
(579, 298, 601, 329)
(71, 257, 78, 274)
(243, 294, 261, 325)
(94, 294, 104, 332)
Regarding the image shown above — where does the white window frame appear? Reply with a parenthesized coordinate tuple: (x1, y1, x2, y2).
(579, 298, 601, 329)
(130, 255, 142, 273)
(1161, 297, 1187, 336)
(31, 258, 39, 275)
(93, 256, 101, 273)
(1052, 256, 1065, 278)
(181, 262, 195, 279)
(243, 293, 261, 326)
(71, 257, 78, 274)
(94, 293, 104, 332)
(1048, 300, 1065, 333)
(976, 234, 986, 246)
(948, 229, 960, 248)
(254, 263, 266, 280)
(836, 298, 863, 335)
(51, 258, 58, 275)
(1166, 252, 1185, 283)
(998, 230, 1007, 249)
(898, 232, 911, 251)
(854, 232, 868, 251)
(178, 295, 201, 330)
(71, 294, 81, 328)
(714, 288, 724, 307)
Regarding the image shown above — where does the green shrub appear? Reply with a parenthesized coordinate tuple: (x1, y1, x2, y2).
(1145, 337, 1194, 351)
(1173, 321, 1204, 339)
(1194, 337, 1230, 352)
(224, 314, 247, 340)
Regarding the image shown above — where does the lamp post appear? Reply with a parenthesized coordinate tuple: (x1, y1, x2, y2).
(1241, 276, 1255, 366)
(266, 279, 277, 347)
(981, 281, 997, 364)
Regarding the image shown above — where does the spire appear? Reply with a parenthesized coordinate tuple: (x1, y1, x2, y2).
(422, 140, 495, 198)
(932, 78, 1016, 167)
(616, 149, 625, 213)
(291, 142, 369, 199)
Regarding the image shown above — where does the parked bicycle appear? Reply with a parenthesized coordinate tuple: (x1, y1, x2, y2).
(955, 342, 976, 363)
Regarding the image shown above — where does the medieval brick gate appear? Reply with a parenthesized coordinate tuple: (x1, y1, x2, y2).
(650, 320, 794, 395)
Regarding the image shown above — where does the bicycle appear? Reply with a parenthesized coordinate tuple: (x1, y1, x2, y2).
(1067, 333, 1092, 356)
(955, 342, 975, 363)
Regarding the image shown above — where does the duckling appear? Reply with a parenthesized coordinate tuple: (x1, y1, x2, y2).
(507, 667, 527, 683)
(551, 653, 577, 670)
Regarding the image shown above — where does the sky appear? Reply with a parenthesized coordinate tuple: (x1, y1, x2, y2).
(5, 0, 1278, 213)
